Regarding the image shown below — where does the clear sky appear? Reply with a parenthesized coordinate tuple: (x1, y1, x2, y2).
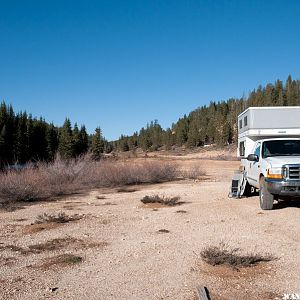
(1, 0, 300, 140)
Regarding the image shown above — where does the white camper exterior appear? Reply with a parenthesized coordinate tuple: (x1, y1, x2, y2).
(231, 106, 300, 210)
(237, 107, 300, 158)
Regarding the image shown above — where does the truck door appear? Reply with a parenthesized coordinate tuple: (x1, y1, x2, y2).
(247, 143, 261, 189)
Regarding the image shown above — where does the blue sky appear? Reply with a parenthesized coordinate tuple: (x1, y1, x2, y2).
(1, 0, 300, 140)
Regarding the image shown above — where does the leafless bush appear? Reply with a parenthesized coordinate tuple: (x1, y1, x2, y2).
(181, 165, 206, 179)
(40, 155, 93, 195)
(35, 212, 82, 224)
(0, 168, 46, 202)
(95, 160, 178, 186)
(0, 155, 179, 204)
(141, 194, 181, 206)
(200, 243, 275, 268)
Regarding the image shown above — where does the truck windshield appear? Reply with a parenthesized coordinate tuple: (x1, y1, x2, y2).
(262, 140, 300, 158)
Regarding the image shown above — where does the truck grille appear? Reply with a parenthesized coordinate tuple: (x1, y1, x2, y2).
(288, 166, 300, 179)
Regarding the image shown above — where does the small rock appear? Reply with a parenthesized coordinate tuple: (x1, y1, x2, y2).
(47, 287, 58, 292)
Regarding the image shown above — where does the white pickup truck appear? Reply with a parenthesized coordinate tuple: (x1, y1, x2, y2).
(230, 107, 300, 210)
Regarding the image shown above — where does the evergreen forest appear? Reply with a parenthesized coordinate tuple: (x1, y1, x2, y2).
(1, 75, 300, 165)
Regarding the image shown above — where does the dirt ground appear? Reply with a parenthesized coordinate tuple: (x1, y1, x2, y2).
(0, 156, 299, 300)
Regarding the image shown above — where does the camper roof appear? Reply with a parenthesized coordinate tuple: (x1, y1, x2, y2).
(238, 106, 300, 118)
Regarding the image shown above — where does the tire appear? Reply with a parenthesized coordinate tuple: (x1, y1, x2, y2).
(259, 176, 274, 210)
(243, 181, 252, 197)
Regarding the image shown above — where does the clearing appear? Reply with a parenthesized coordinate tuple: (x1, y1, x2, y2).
(0, 154, 299, 300)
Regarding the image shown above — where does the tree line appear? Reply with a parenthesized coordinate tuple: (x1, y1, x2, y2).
(115, 75, 300, 151)
(0, 103, 111, 166)
(1, 75, 300, 165)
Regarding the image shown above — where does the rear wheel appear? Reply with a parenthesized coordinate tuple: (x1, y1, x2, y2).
(259, 176, 274, 210)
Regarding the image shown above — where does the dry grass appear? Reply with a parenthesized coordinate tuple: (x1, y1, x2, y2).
(22, 222, 61, 234)
(28, 238, 78, 252)
(0, 256, 16, 266)
(200, 243, 275, 268)
(0, 244, 26, 253)
(40, 254, 83, 268)
(35, 212, 82, 224)
(0, 155, 179, 205)
(0, 238, 107, 257)
(28, 238, 107, 252)
(102, 201, 117, 206)
(157, 229, 170, 233)
(141, 195, 182, 206)
(117, 188, 138, 193)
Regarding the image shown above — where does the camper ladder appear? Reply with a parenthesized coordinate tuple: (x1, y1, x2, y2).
(229, 171, 247, 198)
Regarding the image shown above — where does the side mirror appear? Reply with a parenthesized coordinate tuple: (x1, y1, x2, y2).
(247, 154, 259, 162)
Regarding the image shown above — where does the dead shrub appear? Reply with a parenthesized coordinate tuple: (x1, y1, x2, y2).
(28, 238, 78, 252)
(28, 238, 107, 252)
(157, 229, 170, 233)
(96, 160, 178, 186)
(0, 256, 16, 266)
(0, 168, 45, 202)
(117, 188, 137, 193)
(141, 195, 181, 206)
(0, 155, 179, 204)
(40, 254, 83, 268)
(0, 244, 26, 253)
(102, 201, 117, 206)
(1, 238, 107, 256)
(35, 212, 82, 224)
(22, 222, 61, 234)
(200, 243, 275, 268)
(181, 165, 206, 179)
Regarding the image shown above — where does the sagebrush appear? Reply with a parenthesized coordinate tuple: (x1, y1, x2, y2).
(35, 212, 82, 224)
(141, 194, 181, 206)
(0, 155, 179, 204)
(200, 243, 275, 268)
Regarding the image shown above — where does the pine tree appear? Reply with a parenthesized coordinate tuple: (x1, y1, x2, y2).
(78, 125, 89, 155)
(46, 124, 59, 161)
(58, 118, 74, 159)
(91, 127, 104, 160)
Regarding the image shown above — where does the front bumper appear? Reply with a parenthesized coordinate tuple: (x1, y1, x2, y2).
(265, 178, 300, 196)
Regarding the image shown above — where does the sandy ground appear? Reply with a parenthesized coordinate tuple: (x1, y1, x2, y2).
(0, 158, 299, 300)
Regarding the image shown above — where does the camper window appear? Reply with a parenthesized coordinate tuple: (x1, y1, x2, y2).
(239, 141, 245, 156)
(239, 119, 242, 129)
(244, 116, 247, 126)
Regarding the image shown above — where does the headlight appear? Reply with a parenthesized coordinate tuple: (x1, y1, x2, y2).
(282, 167, 288, 179)
(266, 167, 286, 179)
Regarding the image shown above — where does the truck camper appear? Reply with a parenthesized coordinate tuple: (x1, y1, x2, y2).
(230, 106, 300, 210)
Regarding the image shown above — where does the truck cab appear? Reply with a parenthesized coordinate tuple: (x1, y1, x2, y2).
(246, 138, 300, 209)
(230, 106, 300, 210)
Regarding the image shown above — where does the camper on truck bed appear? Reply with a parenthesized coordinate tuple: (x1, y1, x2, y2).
(230, 106, 300, 210)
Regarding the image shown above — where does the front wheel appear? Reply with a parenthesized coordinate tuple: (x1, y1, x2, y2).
(259, 176, 274, 210)
(243, 181, 252, 197)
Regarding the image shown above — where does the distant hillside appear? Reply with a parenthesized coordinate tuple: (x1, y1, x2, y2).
(114, 75, 300, 151)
